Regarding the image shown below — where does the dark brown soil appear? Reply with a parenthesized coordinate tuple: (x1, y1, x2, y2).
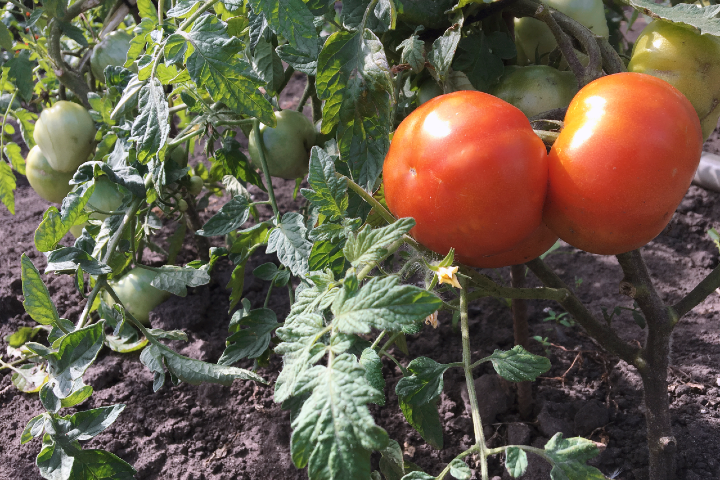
(1, 77, 719, 480)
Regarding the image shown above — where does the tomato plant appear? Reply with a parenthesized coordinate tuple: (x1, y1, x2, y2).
(33, 101, 96, 173)
(1, 1, 719, 480)
(383, 91, 549, 266)
(490, 65, 578, 118)
(24, 146, 75, 204)
(543, 72, 703, 255)
(248, 109, 316, 179)
(628, 19, 720, 140)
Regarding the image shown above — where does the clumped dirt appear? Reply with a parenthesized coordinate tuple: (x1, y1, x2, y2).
(1, 78, 720, 479)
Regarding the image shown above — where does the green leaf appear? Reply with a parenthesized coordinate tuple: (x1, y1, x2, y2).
(11, 363, 48, 393)
(401, 473, 434, 480)
(247, 0, 318, 56)
(58, 405, 127, 441)
(344, 217, 415, 268)
(197, 195, 251, 236)
(226, 262, 247, 313)
(274, 313, 328, 403)
(267, 212, 312, 276)
(505, 447, 528, 478)
(627, 1, 720, 35)
(301, 146, 348, 220)
(149, 265, 211, 296)
(0, 22, 13, 50)
(4, 326, 43, 348)
(397, 32, 425, 73)
(216, 137, 267, 188)
(42, 0, 67, 19)
(13, 109, 37, 149)
(276, 43, 319, 75)
(428, 13, 463, 83)
(398, 395, 443, 449)
(309, 240, 346, 276)
(131, 78, 169, 163)
(487, 345, 551, 382)
(333, 276, 441, 334)
(0, 159, 16, 214)
(137, 0, 159, 20)
(449, 459, 471, 480)
(45, 247, 112, 275)
(219, 308, 278, 364)
(58, 21, 89, 47)
(453, 31, 514, 91)
(7, 50, 33, 102)
(395, 357, 449, 407)
(60, 385, 93, 408)
(34, 185, 92, 252)
(167, 0, 201, 18)
(378, 439, 404, 480)
(164, 33, 188, 65)
(185, 15, 275, 125)
(359, 347, 385, 406)
(21, 254, 61, 327)
(21, 414, 46, 444)
(252, 38, 285, 94)
(37, 442, 136, 480)
(543, 433, 605, 480)
(140, 341, 266, 391)
(26, 323, 105, 403)
(290, 354, 389, 479)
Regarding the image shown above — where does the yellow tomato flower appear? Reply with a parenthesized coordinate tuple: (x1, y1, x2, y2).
(437, 266, 461, 289)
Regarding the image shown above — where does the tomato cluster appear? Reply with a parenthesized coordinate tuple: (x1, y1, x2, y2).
(384, 72, 703, 267)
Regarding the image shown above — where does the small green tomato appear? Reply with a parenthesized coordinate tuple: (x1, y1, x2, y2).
(248, 110, 316, 180)
(103, 267, 172, 325)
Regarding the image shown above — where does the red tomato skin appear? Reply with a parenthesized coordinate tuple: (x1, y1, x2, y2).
(383, 91, 549, 263)
(473, 222, 558, 268)
(543, 72, 703, 255)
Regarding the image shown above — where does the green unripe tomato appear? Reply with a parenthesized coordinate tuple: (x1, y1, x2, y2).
(628, 19, 720, 140)
(178, 198, 188, 212)
(103, 267, 171, 325)
(25, 146, 75, 203)
(418, 79, 443, 105)
(33, 101, 96, 173)
(490, 65, 578, 118)
(90, 31, 135, 83)
(188, 175, 203, 196)
(515, 0, 608, 66)
(248, 110, 316, 180)
(395, 0, 455, 29)
(69, 177, 124, 237)
(169, 144, 188, 168)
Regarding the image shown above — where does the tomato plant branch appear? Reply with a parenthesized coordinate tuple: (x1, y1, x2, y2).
(0, 91, 17, 158)
(46, 20, 93, 107)
(252, 119, 280, 218)
(434, 445, 480, 480)
(297, 77, 314, 112)
(459, 267, 569, 302)
(672, 262, 720, 318)
(459, 280, 490, 480)
(525, 257, 642, 365)
(184, 197, 211, 262)
(511, 264, 533, 419)
(343, 175, 395, 224)
(0, 355, 38, 370)
(178, 0, 219, 31)
(596, 36, 626, 74)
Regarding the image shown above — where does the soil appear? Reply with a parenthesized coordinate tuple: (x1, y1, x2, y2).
(1, 74, 720, 480)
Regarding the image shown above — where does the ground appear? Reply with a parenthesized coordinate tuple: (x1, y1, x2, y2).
(1, 75, 719, 480)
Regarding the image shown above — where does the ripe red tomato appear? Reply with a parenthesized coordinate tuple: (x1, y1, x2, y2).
(474, 223, 558, 269)
(383, 91, 549, 267)
(543, 72, 703, 255)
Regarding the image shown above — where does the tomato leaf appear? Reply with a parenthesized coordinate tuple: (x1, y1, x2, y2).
(309, 240, 346, 276)
(344, 217, 414, 269)
(0, 22, 13, 51)
(302, 146, 349, 220)
(137, 0, 158, 21)
(247, 0, 318, 56)
(21, 254, 61, 327)
(131, 78, 169, 163)
(453, 31, 514, 91)
(289, 354, 389, 478)
(332, 276, 441, 335)
(197, 195, 251, 237)
(149, 265, 212, 296)
(218, 308, 279, 364)
(276, 42, 320, 76)
(506, 447, 529, 478)
(252, 38, 285, 95)
(397, 31, 425, 73)
(41, 0, 66, 19)
(627, 0, 720, 36)
(13, 109, 37, 149)
(6, 50, 33, 102)
(3, 142, 24, 175)
(184, 15, 276, 126)
(395, 357, 450, 407)
(398, 395, 443, 449)
(45, 247, 113, 275)
(449, 459, 472, 480)
(0, 160, 15, 215)
(267, 212, 312, 276)
(486, 345, 551, 382)
(543, 433, 605, 480)
(359, 347, 385, 406)
(37, 442, 136, 480)
(427, 13, 463, 84)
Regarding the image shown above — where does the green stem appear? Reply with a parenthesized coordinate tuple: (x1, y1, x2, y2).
(0, 355, 38, 370)
(178, 0, 219, 31)
(377, 348, 406, 375)
(370, 330, 387, 350)
(343, 175, 395, 224)
(297, 77, 313, 112)
(434, 445, 480, 480)
(168, 103, 187, 115)
(253, 118, 280, 217)
(0, 358, 25, 376)
(167, 127, 203, 148)
(264, 283, 274, 308)
(459, 279, 489, 480)
(357, 238, 404, 280)
(214, 118, 257, 127)
(0, 91, 17, 160)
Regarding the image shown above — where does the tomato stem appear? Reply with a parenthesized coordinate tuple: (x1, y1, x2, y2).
(459, 278, 490, 480)
(252, 119, 280, 218)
